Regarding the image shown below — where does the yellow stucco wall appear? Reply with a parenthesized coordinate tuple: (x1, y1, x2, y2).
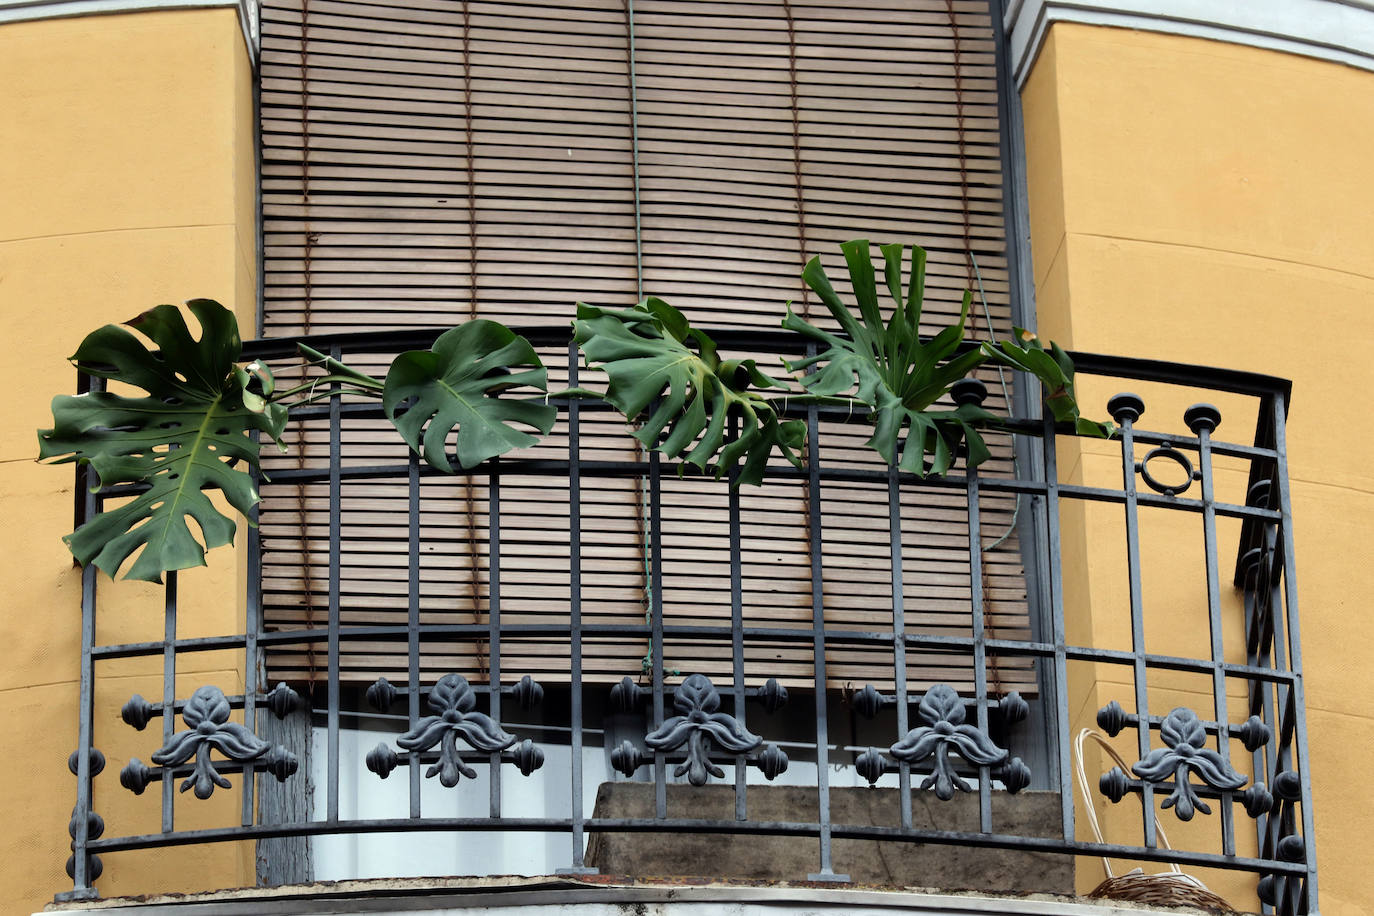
(3, 7, 1368, 915)
(0, 8, 258, 912)
(1022, 23, 1374, 915)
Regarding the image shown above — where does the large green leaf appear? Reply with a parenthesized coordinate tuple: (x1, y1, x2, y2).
(382, 320, 556, 473)
(37, 299, 287, 582)
(980, 329, 1114, 438)
(573, 298, 805, 486)
(783, 240, 1112, 474)
(783, 240, 996, 475)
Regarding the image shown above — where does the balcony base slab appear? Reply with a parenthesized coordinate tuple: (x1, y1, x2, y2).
(587, 783, 1073, 896)
(40, 876, 1222, 916)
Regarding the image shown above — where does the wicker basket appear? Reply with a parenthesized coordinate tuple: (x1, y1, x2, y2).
(1076, 729, 1237, 912)
(1089, 869, 1235, 911)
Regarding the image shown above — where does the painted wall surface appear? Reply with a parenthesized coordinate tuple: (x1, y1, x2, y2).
(3, 8, 1368, 916)
(0, 8, 257, 913)
(1021, 23, 1374, 914)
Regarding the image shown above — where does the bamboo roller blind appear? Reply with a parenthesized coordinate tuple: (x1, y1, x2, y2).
(258, 0, 1035, 695)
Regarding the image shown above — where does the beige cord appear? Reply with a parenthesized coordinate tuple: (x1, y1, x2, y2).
(1074, 728, 1184, 879)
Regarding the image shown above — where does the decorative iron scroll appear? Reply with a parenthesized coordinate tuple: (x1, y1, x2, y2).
(65, 806, 102, 882)
(118, 685, 299, 799)
(614, 673, 789, 786)
(1102, 705, 1250, 821)
(885, 684, 1026, 800)
(366, 673, 543, 787)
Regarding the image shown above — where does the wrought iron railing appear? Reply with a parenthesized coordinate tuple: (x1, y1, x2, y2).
(61, 329, 1316, 914)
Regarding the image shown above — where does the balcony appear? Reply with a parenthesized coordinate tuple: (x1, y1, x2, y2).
(58, 328, 1315, 915)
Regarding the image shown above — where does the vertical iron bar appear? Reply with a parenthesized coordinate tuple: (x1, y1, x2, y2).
(565, 343, 592, 871)
(1117, 409, 1157, 847)
(730, 427, 747, 822)
(161, 572, 178, 834)
(408, 453, 422, 819)
(243, 491, 261, 828)
(1271, 396, 1318, 911)
(1042, 413, 1075, 843)
(649, 449, 665, 819)
(1195, 417, 1236, 855)
(1255, 523, 1281, 874)
(1262, 482, 1293, 869)
(887, 466, 911, 830)
(68, 459, 100, 897)
(806, 403, 842, 880)
(966, 467, 992, 834)
(623, 0, 642, 301)
(488, 462, 503, 819)
(326, 343, 342, 823)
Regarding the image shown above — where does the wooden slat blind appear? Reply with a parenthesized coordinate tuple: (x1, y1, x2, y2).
(259, 0, 1033, 695)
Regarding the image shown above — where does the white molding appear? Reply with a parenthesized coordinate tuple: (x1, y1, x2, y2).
(0, 0, 256, 62)
(1005, 0, 1374, 87)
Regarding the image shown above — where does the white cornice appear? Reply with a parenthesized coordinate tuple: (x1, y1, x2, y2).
(0, 0, 256, 62)
(1005, 0, 1374, 88)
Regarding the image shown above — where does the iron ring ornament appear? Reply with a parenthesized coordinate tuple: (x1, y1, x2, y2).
(1135, 442, 1201, 497)
(119, 685, 298, 799)
(614, 673, 789, 786)
(366, 674, 543, 788)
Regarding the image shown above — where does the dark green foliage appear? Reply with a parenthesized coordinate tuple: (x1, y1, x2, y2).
(38, 300, 286, 582)
(573, 298, 805, 486)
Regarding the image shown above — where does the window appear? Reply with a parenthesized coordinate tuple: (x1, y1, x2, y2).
(256, 0, 1038, 878)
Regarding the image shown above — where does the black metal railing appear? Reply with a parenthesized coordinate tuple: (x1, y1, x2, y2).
(61, 328, 1316, 914)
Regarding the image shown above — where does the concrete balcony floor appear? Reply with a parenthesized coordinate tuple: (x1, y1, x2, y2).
(41, 875, 1236, 916)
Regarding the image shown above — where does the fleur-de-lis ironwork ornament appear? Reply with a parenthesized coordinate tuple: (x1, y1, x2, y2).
(151, 685, 272, 799)
(889, 684, 1012, 800)
(1131, 706, 1247, 820)
(645, 673, 762, 786)
(396, 674, 518, 787)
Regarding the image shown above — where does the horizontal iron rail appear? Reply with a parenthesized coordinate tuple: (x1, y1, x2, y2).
(239, 326, 1293, 403)
(94, 624, 1300, 686)
(85, 817, 1307, 877)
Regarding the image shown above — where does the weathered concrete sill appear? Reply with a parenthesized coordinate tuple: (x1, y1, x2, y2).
(41, 875, 1232, 916)
(587, 784, 1074, 896)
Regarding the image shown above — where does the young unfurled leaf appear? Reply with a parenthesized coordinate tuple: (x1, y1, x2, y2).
(784, 240, 1112, 475)
(37, 299, 287, 582)
(382, 320, 556, 473)
(980, 329, 1114, 438)
(783, 240, 995, 475)
(573, 298, 805, 487)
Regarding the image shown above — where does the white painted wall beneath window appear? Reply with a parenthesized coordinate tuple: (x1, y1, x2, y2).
(308, 725, 906, 881)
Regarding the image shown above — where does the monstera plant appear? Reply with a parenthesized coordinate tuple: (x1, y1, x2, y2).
(571, 298, 805, 486)
(784, 239, 1112, 474)
(40, 238, 1110, 583)
(576, 239, 1111, 480)
(39, 301, 554, 582)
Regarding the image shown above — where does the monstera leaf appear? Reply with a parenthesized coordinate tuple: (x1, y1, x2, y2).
(573, 298, 805, 486)
(782, 240, 1000, 475)
(382, 320, 556, 473)
(37, 299, 286, 582)
(783, 239, 1109, 475)
(980, 329, 1113, 438)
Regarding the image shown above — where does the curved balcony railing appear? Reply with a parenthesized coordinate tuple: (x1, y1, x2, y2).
(61, 328, 1316, 914)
